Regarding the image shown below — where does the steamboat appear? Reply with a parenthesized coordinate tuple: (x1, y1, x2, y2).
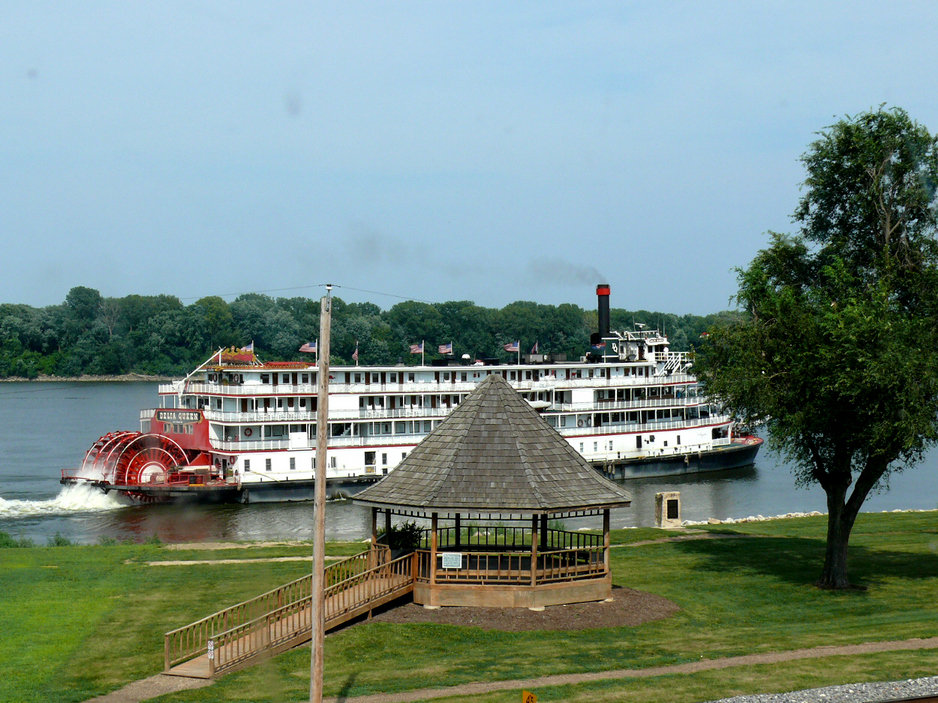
(61, 285, 761, 503)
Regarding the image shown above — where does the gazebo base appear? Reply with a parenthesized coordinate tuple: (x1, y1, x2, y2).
(414, 574, 612, 609)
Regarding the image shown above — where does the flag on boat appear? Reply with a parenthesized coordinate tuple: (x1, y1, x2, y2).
(240, 341, 254, 353)
(299, 341, 317, 353)
(352, 343, 359, 362)
(530, 341, 539, 354)
(438, 342, 453, 355)
(503, 341, 520, 353)
(410, 342, 424, 354)
(590, 341, 606, 354)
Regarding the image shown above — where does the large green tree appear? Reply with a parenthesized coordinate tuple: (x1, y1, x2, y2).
(698, 108, 938, 588)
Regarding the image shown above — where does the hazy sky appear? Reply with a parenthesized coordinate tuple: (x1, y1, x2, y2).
(3, 2, 937, 314)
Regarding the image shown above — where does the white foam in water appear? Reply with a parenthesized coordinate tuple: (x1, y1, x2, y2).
(0, 483, 127, 518)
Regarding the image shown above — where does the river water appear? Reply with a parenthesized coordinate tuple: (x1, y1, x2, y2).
(0, 382, 935, 545)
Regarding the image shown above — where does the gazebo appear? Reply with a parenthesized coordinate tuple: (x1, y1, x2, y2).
(353, 373, 632, 609)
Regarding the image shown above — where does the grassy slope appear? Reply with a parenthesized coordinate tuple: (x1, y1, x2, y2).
(3, 513, 938, 702)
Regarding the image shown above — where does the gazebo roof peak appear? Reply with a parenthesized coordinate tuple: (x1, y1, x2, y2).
(353, 373, 632, 514)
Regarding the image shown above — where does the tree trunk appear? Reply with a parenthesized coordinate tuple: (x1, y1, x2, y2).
(817, 459, 887, 589)
(818, 499, 856, 588)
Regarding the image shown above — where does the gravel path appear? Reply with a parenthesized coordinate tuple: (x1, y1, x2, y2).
(705, 676, 938, 702)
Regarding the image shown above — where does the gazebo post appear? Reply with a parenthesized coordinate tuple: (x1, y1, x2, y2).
(530, 514, 538, 587)
(384, 509, 392, 548)
(430, 512, 438, 588)
(603, 508, 610, 572)
(454, 513, 461, 549)
(370, 508, 378, 567)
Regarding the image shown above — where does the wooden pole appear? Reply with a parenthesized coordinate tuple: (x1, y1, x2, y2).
(310, 285, 332, 703)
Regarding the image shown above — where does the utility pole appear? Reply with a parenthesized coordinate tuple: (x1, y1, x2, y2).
(310, 284, 331, 703)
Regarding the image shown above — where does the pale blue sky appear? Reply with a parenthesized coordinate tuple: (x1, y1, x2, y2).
(3, 2, 937, 314)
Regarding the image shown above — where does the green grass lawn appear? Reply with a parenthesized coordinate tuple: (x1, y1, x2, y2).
(3, 511, 938, 702)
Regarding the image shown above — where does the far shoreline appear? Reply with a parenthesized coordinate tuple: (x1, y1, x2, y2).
(0, 373, 175, 383)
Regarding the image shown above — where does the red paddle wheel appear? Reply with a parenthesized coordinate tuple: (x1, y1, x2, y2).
(79, 431, 187, 487)
(111, 434, 188, 486)
(80, 431, 139, 480)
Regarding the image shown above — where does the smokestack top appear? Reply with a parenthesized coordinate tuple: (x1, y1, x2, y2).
(597, 284, 611, 340)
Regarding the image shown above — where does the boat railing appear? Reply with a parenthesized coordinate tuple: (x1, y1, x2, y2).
(162, 373, 700, 400)
(580, 439, 726, 462)
(560, 414, 731, 437)
(212, 439, 291, 452)
(556, 397, 705, 413)
(198, 399, 713, 425)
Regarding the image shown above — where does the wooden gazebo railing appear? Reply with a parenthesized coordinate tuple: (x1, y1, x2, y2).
(415, 546, 604, 585)
(414, 525, 607, 588)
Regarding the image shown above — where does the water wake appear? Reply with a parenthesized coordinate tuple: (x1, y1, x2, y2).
(0, 483, 127, 518)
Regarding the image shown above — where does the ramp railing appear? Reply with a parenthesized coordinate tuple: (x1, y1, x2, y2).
(164, 547, 414, 676)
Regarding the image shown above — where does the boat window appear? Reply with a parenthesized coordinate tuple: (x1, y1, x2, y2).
(244, 460, 251, 471)
(265, 458, 272, 472)
(381, 453, 387, 465)
(289, 457, 296, 470)
(261, 374, 269, 384)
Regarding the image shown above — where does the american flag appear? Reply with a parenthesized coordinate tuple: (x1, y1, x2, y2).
(299, 341, 317, 353)
(438, 342, 453, 355)
(503, 341, 519, 353)
(240, 341, 254, 353)
(530, 341, 539, 354)
(352, 343, 359, 362)
(410, 342, 424, 354)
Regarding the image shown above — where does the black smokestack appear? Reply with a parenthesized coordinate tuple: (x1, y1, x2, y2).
(597, 283, 610, 338)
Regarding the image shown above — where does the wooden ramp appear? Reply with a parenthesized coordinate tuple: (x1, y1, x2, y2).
(164, 549, 414, 678)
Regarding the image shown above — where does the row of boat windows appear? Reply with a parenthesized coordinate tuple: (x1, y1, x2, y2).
(241, 451, 407, 473)
(224, 420, 440, 440)
(204, 364, 656, 388)
(187, 383, 694, 415)
(580, 434, 681, 453)
(222, 407, 707, 441)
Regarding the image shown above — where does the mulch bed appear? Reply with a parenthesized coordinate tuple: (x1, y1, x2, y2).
(365, 586, 680, 631)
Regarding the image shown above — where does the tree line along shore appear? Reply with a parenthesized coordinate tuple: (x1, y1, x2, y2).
(0, 285, 738, 379)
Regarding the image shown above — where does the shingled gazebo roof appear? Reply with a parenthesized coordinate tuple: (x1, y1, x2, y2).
(352, 373, 632, 515)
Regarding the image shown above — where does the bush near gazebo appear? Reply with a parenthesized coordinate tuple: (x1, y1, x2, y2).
(379, 521, 424, 556)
